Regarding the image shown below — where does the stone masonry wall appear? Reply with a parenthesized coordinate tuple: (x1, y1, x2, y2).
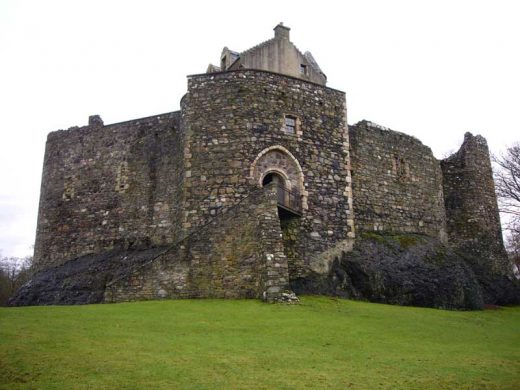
(104, 185, 289, 302)
(181, 69, 354, 279)
(441, 132, 509, 275)
(34, 112, 184, 270)
(349, 121, 447, 239)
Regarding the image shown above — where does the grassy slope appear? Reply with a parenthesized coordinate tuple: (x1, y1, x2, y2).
(0, 297, 519, 389)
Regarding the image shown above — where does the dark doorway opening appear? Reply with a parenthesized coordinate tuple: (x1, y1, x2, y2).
(262, 172, 302, 282)
(262, 172, 302, 218)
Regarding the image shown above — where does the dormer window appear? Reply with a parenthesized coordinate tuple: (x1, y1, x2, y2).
(284, 115, 296, 134)
(299, 64, 307, 75)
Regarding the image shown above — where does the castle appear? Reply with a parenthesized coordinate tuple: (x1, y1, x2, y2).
(26, 24, 511, 305)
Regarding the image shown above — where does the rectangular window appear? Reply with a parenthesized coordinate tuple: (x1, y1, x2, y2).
(299, 64, 307, 75)
(284, 116, 296, 134)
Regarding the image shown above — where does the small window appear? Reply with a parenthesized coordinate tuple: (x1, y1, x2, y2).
(115, 161, 130, 193)
(393, 155, 409, 180)
(284, 115, 296, 134)
(62, 177, 74, 201)
(299, 64, 307, 75)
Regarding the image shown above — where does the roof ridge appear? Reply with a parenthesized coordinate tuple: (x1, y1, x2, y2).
(240, 37, 276, 56)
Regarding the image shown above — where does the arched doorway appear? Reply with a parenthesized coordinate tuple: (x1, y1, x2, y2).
(251, 146, 305, 282)
(250, 145, 308, 212)
(262, 172, 287, 207)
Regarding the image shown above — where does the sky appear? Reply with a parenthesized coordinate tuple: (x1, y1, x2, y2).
(0, 0, 519, 258)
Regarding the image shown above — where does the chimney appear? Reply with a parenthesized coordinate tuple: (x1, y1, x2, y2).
(88, 115, 104, 127)
(274, 23, 290, 40)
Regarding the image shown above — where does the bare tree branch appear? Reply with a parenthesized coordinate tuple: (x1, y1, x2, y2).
(493, 143, 520, 258)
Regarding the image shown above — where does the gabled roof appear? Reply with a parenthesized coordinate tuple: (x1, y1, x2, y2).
(240, 37, 276, 57)
(303, 51, 324, 76)
(207, 24, 327, 85)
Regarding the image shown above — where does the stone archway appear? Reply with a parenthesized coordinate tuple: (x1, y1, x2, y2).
(262, 171, 289, 206)
(251, 146, 306, 284)
(250, 145, 307, 210)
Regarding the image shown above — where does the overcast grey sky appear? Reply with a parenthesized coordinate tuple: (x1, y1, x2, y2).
(0, 0, 519, 258)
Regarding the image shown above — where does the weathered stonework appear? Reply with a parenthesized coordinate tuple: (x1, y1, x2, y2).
(349, 120, 447, 241)
(16, 24, 515, 307)
(441, 133, 510, 276)
(34, 112, 184, 271)
(104, 185, 288, 303)
(181, 70, 353, 285)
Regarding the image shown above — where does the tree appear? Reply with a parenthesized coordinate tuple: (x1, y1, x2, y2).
(0, 253, 33, 305)
(493, 143, 520, 276)
(493, 143, 520, 229)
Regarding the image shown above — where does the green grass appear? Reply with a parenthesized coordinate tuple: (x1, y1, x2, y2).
(1, 297, 519, 389)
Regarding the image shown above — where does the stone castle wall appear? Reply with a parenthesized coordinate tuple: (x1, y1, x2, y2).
(31, 67, 510, 303)
(34, 112, 184, 270)
(349, 121, 447, 239)
(181, 69, 354, 279)
(441, 133, 509, 275)
(104, 185, 289, 302)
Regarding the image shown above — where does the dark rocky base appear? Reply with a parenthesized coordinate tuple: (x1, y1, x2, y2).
(8, 247, 167, 306)
(292, 233, 520, 310)
(9, 233, 519, 309)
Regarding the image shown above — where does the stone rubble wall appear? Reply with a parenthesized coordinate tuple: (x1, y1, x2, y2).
(34, 69, 355, 282)
(104, 185, 289, 302)
(182, 69, 354, 280)
(33, 112, 184, 270)
(441, 133, 510, 275)
(349, 120, 447, 239)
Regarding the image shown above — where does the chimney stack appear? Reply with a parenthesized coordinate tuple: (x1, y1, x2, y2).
(274, 23, 290, 40)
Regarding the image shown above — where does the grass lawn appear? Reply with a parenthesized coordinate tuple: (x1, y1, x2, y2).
(0, 297, 519, 389)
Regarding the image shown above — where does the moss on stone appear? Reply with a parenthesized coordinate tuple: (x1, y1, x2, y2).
(360, 231, 386, 244)
(393, 234, 420, 249)
(360, 232, 423, 250)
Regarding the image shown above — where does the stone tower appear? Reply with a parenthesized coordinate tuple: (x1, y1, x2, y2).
(32, 24, 355, 302)
(441, 133, 510, 275)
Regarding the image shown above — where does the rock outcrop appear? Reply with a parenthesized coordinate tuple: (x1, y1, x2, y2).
(8, 247, 164, 306)
(291, 233, 519, 310)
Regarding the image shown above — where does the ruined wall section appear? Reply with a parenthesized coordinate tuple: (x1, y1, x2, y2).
(349, 121, 447, 239)
(441, 133, 509, 275)
(34, 112, 183, 270)
(104, 185, 289, 302)
(181, 69, 353, 278)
